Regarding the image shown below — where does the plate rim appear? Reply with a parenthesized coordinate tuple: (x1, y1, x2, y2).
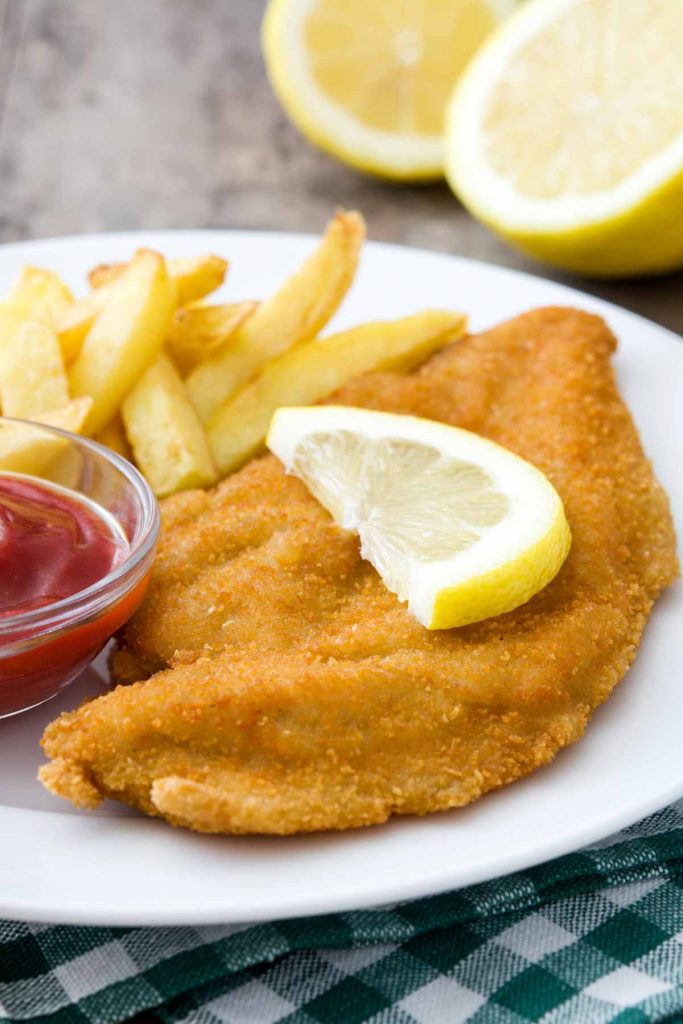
(3, 225, 682, 347)
(3, 760, 683, 927)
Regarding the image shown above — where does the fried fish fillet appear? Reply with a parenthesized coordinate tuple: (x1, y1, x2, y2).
(40, 308, 678, 833)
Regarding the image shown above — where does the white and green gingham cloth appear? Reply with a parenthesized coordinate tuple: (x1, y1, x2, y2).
(3, 800, 683, 1024)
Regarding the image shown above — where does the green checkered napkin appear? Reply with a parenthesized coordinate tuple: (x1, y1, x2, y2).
(4, 801, 683, 1024)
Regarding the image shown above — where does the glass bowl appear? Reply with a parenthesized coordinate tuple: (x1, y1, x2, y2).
(0, 418, 159, 718)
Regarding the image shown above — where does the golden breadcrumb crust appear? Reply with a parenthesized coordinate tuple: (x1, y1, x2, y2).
(40, 308, 678, 833)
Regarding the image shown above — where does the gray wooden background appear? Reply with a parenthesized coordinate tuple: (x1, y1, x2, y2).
(0, 0, 681, 333)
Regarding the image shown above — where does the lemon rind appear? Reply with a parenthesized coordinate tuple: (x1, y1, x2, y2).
(428, 503, 571, 628)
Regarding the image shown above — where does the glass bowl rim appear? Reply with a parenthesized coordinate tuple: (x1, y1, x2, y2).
(0, 417, 160, 638)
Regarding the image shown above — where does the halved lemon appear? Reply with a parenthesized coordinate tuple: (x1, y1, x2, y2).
(262, 0, 515, 180)
(267, 406, 571, 629)
(445, 0, 683, 277)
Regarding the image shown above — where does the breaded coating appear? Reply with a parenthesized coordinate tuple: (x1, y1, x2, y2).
(40, 308, 678, 834)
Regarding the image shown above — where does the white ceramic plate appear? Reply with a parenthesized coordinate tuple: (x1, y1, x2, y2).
(0, 231, 681, 927)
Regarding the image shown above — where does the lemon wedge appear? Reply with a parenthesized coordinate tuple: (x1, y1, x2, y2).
(445, 0, 683, 277)
(267, 407, 571, 629)
(262, 0, 515, 181)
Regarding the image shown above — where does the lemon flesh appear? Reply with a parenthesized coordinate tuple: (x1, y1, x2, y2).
(267, 406, 571, 629)
(446, 0, 683, 277)
(262, 0, 515, 180)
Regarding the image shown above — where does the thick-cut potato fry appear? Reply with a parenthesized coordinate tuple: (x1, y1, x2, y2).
(0, 268, 75, 367)
(69, 250, 175, 435)
(208, 310, 466, 475)
(187, 210, 366, 423)
(166, 253, 227, 305)
(0, 321, 69, 418)
(95, 414, 133, 462)
(59, 254, 227, 365)
(57, 290, 105, 363)
(121, 353, 217, 497)
(166, 301, 258, 375)
(87, 265, 118, 289)
(89, 254, 228, 305)
(7, 268, 77, 364)
(9, 267, 74, 328)
(0, 302, 28, 354)
(0, 397, 92, 474)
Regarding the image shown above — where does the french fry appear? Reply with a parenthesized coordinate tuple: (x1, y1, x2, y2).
(169, 253, 228, 303)
(87, 265, 118, 289)
(208, 310, 466, 475)
(57, 289, 105, 363)
(187, 210, 366, 423)
(9, 267, 74, 329)
(59, 254, 228, 364)
(121, 353, 217, 497)
(0, 397, 92, 474)
(69, 250, 175, 435)
(95, 414, 133, 462)
(89, 254, 228, 305)
(0, 321, 69, 418)
(0, 302, 28, 356)
(166, 301, 258, 375)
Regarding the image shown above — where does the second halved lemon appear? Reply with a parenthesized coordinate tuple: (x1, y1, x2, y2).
(262, 0, 515, 180)
(445, 0, 683, 276)
(267, 406, 571, 629)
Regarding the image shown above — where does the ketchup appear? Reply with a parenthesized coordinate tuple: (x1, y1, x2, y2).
(0, 471, 154, 718)
(0, 474, 128, 616)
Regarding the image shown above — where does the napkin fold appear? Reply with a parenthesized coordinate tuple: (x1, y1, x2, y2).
(3, 800, 683, 1024)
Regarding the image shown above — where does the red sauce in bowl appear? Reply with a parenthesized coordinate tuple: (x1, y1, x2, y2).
(0, 472, 153, 718)
(0, 474, 127, 615)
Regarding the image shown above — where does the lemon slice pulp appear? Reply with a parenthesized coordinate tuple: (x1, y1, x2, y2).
(445, 0, 683, 277)
(262, 0, 515, 180)
(267, 406, 571, 629)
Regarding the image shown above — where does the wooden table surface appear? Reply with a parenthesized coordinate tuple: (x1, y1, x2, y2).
(0, 0, 681, 334)
(0, 2, 680, 1019)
